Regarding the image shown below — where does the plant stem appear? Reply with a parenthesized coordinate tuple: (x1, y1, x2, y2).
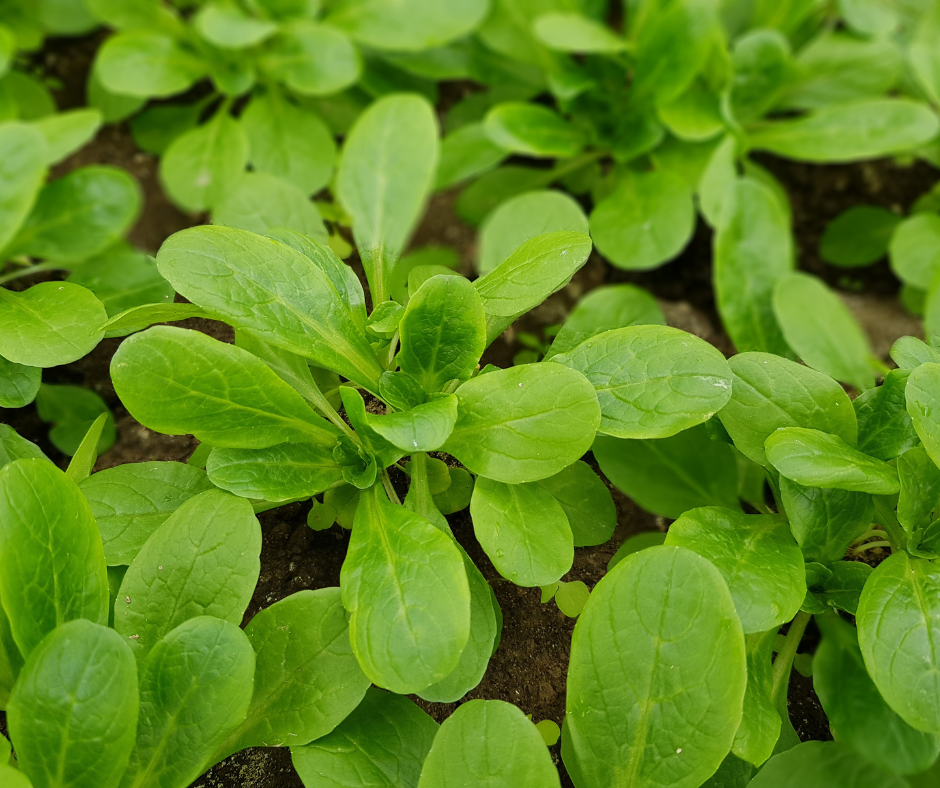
(850, 528, 885, 547)
(853, 540, 891, 555)
(0, 261, 66, 285)
(771, 611, 810, 709)
(380, 468, 401, 505)
(873, 497, 905, 551)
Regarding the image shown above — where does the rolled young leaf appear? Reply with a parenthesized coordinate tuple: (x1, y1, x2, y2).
(551, 325, 733, 439)
(563, 545, 747, 788)
(340, 486, 470, 694)
(111, 326, 340, 449)
(114, 489, 261, 661)
(8, 620, 138, 788)
(217, 588, 371, 755)
(417, 700, 561, 788)
(444, 363, 600, 484)
(0, 459, 109, 658)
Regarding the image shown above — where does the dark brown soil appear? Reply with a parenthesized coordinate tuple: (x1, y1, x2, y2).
(4, 32, 937, 788)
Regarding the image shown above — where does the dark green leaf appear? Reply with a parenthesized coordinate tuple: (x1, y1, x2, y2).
(0, 356, 40, 408)
(821, 206, 900, 268)
(749, 741, 907, 787)
(36, 383, 115, 457)
(854, 369, 918, 461)
(535, 460, 615, 547)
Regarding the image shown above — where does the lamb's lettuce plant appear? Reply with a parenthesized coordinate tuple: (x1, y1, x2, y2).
(0, 425, 373, 787)
(104, 203, 735, 703)
(83, 0, 492, 219)
(574, 334, 940, 785)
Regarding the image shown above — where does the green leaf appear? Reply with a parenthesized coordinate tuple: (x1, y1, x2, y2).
(7, 620, 138, 788)
(631, 0, 714, 104)
(898, 447, 940, 536)
(563, 545, 747, 788)
(0, 282, 105, 368)
(474, 231, 593, 345)
(146, 227, 377, 394)
(445, 363, 600, 484)
(779, 33, 902, 111)
(114, 489, 261, 660)
(594, 425, 740, 519)
(750, 741, 907, 787)
(858, 552, 940, 734)
(261, 21, 360, 96)
(266, 229, 367, 332)
(65, 412, 108, 484)
(161, 111, 248, 212)
(470, 476, 573, 587)
(291, 688, 438, 788)
(0, 765, 31, 788)
(418, 546, 499, 703)
(435, 121, 507, 190)
(772, 273, 874, 391)
(535, 460, 615, 547)
(79, 461, 214, 565)
(765, 428, 899, 495)
(7, 165, 141, 263)
(552, 325, 733, 439)
(335, 93, 439, 304)
(889, 214, 940, 290)
(0, 459, 108, 657)
(67, 245, 175, 326)
(207, 442, 343, 502)
(779, 477, 873, 564)
(484, 102, 585, 158)
(910, 3, 940, 106)
(195, 2, 278, 48)
(242, 90, 336, 195)
(533, 11, 626, 52)
(219, 588, 370, 755)
(398, 274, 486, 394)
(545, 284, 664, 360)
(418, 700, 560, 787)
(666, 507, 805, 633)
(715, 178, 793, 355)
(0, 355, 40, 408)
(340, 486, 470, 694)
(590, 169, 695, 271)
(0, 123, 48, 251)
(111, 326, 340, 449)
(367, 396, 458, 453)
(821, 206, 900, 268)
(907, 363, 940, 470)
(0, 424, 46, 469)
(814, 614, 940, 776)
(555, 579, 590, 617)
(717, 351, 857, 467)
(213, 172, 327, 240)
(97, 31, 206, 98)
(748, 99, 940, 162)
(733, 630, 780, 767)
(30, 108, 101, 165)
(729, 29, 791, 124)
(477, 190, 588, 275)
(432, 466, 474, 515)
(854, 369, 918, 461)
(121, 617, 255, 788)
(327, 0, 488, 51)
